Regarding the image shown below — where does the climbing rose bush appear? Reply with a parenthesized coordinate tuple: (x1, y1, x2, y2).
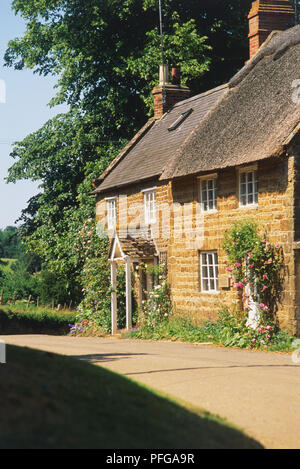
(138, 264, 172, 329)
(223, 221, 284, 323)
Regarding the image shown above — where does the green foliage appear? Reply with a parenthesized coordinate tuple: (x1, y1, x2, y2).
(0, 227, 22, 258)
(0, 308, 76, 335)
(137, 264, 172, 330)
(5, 0, 250, 122)
(36, 270, 80, 306)
(222, 220, 284, 317)
(0, 257, 39, 303)
(129, 309, 296, 352)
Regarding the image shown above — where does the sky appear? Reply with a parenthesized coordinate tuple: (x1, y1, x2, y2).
(0, 0, 68, 229)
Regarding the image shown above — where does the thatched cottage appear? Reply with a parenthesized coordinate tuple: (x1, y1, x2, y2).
(94, 0, 300, 336)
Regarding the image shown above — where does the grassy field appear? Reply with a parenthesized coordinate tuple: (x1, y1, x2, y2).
(1, 301, 75, 317)
(0, 345, 263, 449)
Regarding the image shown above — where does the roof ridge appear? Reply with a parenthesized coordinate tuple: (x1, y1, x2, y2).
(160, 85, 229, 181)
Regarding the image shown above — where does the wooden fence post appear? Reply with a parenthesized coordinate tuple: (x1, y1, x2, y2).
(27, 295, 32, 309)
(0, 289, 3, 305)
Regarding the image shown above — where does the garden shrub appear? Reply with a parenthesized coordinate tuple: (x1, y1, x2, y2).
(0, 309, 76, 335)
(222, 220, 284, 326)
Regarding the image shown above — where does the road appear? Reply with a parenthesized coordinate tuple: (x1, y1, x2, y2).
(2, 334, 300, 449)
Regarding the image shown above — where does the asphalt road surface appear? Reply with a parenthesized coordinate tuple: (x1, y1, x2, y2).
(2, 334, 300, 449)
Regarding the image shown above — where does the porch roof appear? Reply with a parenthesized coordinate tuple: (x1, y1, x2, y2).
(109, 232, 158, 261)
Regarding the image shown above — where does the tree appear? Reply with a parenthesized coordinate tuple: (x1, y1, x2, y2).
(4, 0, 256, 302)
(0, 226, 22, 259)
(5, 1, 253, 134)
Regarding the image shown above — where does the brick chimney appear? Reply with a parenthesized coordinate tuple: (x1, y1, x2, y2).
(152, 65, 190, 118)
(248, 0, 294, 59)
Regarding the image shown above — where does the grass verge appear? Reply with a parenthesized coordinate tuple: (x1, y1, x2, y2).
(0, 345, 263, 449)
(127, 314, 299, 353)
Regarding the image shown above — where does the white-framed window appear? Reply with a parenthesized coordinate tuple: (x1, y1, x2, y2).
(200, 251, 219, 293)
(143, 187, 156, 224)
(199, 175, 217, 212)
(239, 168, 258, 207)
(106, 197, 117, 229)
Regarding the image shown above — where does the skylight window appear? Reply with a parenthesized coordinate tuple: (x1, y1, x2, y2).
(168, 108, 193, 131)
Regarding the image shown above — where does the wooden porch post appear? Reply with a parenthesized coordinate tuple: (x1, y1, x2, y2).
(125, 256, 132, 330)
(138, 265, 143, 308)
(110, 260, 117, 335)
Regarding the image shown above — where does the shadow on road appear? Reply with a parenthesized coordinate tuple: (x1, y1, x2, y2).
(71, 352, 149, 363)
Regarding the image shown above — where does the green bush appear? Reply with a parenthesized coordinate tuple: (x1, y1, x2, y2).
(0, 309, 76, 335)
(129, 308, 297, 353)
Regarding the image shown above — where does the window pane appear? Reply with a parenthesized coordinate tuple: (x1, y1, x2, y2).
(200, 251, 218, 292)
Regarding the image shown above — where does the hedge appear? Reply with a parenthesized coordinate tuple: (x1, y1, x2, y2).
(0, 309, 76, 335)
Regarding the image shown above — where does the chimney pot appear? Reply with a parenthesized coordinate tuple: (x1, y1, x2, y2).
(152, 64, 190, 119)
(171, 66, 181, 86)
(159, 64, 169, 85)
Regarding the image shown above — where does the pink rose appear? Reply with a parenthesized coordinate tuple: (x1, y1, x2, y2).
(249, 264, 254, 268)
(263, 285, 267, 291)
(263, 274, 267, 279)
(259, 303, 265, 308)
(234, 262, 241, 267)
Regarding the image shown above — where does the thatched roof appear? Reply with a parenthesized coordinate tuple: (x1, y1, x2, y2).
(95, 84, 227, 193)
(161, 26, 300, 181)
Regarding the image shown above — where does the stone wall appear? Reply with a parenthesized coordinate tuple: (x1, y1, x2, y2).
(95, 156, 299, 335)
(170, 157, 297, 333)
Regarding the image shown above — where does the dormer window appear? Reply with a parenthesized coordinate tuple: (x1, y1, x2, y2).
(168, 109, 193, 131)
(106, 197, 117, 229)
(143, 187, 156, 225)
